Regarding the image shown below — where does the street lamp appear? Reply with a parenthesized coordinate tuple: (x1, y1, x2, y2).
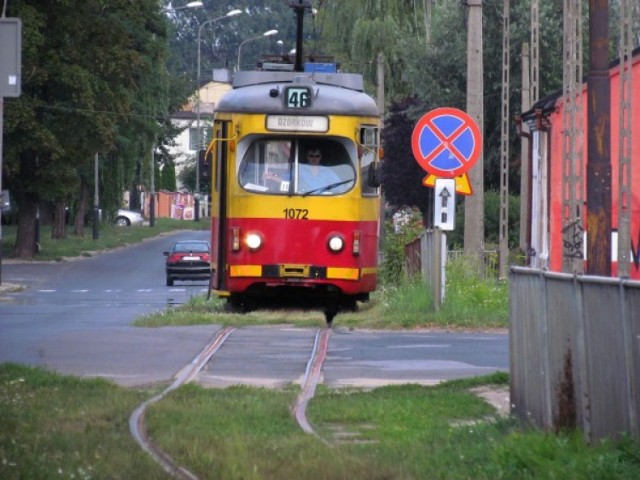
(236, 29, 278, 71)
(153, 1, 203, 227)
(162, 1, 203, 12)
(195, 8, 242, 221)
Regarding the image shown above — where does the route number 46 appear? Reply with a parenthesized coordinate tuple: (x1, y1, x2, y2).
(285, 87, 311, 108)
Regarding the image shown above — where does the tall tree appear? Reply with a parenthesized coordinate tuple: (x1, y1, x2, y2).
(381, 97, 434, 225)
(3, 0, 179, 256)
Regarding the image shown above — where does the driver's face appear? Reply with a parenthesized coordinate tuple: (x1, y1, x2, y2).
(307, 151, 321, 164)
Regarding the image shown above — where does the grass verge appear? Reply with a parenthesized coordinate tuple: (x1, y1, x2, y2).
(1, 219, 208, 262)
(3, 365, 639, 479)
(0, 363, 170, 479)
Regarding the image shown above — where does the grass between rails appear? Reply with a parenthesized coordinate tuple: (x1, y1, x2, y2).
(135, 256, 509, 331)
(3, 365, 640, 480)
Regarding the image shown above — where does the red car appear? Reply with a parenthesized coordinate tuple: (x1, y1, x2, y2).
(163, 240, 211, 286)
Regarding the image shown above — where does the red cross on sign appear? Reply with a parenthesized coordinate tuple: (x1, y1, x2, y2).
(411, 107, 482, 195)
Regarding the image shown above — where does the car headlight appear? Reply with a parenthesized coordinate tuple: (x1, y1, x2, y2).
(245, 232, 263, 251)
(327, 234, 345, 253)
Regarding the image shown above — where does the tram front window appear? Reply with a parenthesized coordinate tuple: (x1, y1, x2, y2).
(239, 138, 355, 196)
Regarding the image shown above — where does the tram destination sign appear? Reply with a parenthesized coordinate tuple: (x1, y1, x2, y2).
(266, 115, 329, 132)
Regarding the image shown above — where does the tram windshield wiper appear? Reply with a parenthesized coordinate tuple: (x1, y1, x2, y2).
(302, 179, 354, 197)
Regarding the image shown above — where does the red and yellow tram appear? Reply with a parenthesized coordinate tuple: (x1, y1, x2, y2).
(204, 67, 381, 324)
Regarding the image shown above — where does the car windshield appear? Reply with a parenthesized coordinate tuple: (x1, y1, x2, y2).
(174, 242, 209, 253)
(238, 137, 356, 196)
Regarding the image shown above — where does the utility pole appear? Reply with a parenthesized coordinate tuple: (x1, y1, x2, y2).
(530, 0, 539, 108)
(498, 0, 510, 278)
(93, 153, 99, 240)
(586, 1, 611, 276)
(561, 0, 585, 274)
(377, 52, 385, 253)
(519, 43, 530, 255)
(616, 0, 633, 277)
(463, 0, 484, 258)
(519, 0, 539, 256)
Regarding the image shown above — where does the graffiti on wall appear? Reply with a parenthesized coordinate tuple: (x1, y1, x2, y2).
(562, 219, 584, 260)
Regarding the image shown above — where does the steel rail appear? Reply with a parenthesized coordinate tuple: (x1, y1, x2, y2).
(293, 327, 332, 444)
(129, 326, 235, 480)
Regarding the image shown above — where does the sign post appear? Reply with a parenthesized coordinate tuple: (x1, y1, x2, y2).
(411, 107, 481, 307)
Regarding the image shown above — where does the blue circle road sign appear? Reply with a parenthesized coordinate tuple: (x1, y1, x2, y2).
(411, 107, 482, 178)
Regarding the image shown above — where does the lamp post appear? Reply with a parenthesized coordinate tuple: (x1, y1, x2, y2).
(163, 1, 203, 12)
(195, 8, 242, 221)
(236, 29, 278, 71)
(150, 145, 155, 227)
(158, 0, 203, 226)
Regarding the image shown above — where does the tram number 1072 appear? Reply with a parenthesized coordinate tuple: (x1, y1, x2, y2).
(285, 86, 311, 108)
(283, 208, 309, 219)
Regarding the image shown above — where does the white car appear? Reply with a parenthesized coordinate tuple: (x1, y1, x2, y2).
(115, 209, 144, 226)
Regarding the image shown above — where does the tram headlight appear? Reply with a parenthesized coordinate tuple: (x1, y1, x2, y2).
(245, 232, 263, 251)
(327, 234, 345, 253)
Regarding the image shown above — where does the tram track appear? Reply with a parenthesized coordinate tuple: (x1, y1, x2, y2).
(129, 326, 235, 480)
(129, 325, 332, 479)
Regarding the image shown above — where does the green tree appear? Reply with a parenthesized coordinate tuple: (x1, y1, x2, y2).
(381, 96, 434, 226)
(3, 0, 183, 257)
(160, 161, 177, 192)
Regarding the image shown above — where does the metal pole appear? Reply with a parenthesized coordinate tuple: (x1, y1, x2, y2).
(0, 98, 3, 284)
(196, 22, 203, 201)
(195, 22, 203, 222)
(236, 40, 244, 71)
(294, 5, 305, 71)
(586, 0, 611, 275)
(237, 31, 277, 73)
(433, 228, 442, 311)
(195, 11, 241, 221)
(93, 153, 99, 240)
(150, 145, 155, 227)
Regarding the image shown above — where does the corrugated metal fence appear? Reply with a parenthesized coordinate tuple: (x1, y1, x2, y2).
(510, 267, 640, 441)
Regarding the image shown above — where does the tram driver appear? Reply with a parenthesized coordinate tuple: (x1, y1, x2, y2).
(298, 148, 341, 193)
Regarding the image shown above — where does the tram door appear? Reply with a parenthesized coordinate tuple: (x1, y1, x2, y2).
(210, 120, 230, 291)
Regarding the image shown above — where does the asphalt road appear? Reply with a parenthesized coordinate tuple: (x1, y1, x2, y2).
(0, 229, 508, 389)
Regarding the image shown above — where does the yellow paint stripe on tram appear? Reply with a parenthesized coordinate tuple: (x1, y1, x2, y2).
(228, 196, 380, 222)
(326, 267, 360, 281)
(229, 265, 263, 277)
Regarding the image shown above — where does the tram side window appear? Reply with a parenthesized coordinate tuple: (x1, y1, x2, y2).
(360, 126, 380, 196)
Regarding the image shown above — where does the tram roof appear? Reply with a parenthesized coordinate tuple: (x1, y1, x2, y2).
(216, 70, 379, 117)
